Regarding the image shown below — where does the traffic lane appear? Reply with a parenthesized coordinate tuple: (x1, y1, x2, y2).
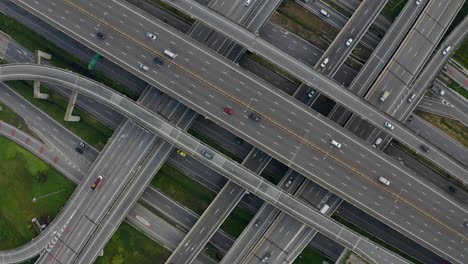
(54, 122, 153, 253)
(86, 125, 157, 222)
(23, 0, 468, 252)
(0, 65, 419, 264)
(125, 0, 191, 33)
(243, 0, 282, 31)
(320, 0, 386, 76)
(406, 113, 467, 165)
(384, 142, 468, 205)
(260, 23, 321, 67)
(290, 145, 468, 258)
(3, 39, 123, 129)
(54, 0, 468, 220)
(7, 0, 468, 237)
(8, 2, 468, 254)
(167, 182, 245, 263)
(141, 187, 235, 253)
(336, 202, 445, 264)
(348, 0, 423, 94)
(220, 170, 301, 264)
(295, 0, 380, 49)
(39, 123, 138, 263)
(0, 0, 146, 94)
(0, 82, 98, 167)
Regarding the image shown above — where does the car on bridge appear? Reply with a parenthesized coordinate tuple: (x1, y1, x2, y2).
(91, 175, 104, 190)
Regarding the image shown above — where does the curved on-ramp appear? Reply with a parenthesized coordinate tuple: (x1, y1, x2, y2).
(0, 63, 409, 264)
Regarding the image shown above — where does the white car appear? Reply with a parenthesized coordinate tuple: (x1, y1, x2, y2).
(346, 38, 353, 46)
(415, 0, 421, 5)
(139, 63, 149, 71)
(378, 177, 391, 186)
(320, 57, 329, 68)
(330, 139, 342, 148)
(146, 32, 157, 40)
(245, 0, 253, 6)
(442, 46, 451, 55)
(384, 121, 395, 130)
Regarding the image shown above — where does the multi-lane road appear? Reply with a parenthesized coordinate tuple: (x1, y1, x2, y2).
(6, 0, 468, 262)
(0, 63, 410, 264)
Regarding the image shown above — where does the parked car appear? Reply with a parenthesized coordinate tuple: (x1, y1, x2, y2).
(79, 141, 86, 148)
(307, 89, 316, 98)
(75, 148, 83, 154)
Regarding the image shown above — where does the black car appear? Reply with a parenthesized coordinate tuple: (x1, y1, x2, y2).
(75, 147, 83, 154)
(249, 113, 260, 122)
(96, 32, 106, 39)
(154, 57, 164, 65)
(234, 137, 243, 145)
(420, 145, 430, 153)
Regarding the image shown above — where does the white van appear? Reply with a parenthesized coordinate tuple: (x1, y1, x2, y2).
(442, 46, 451, 55)
(164, 48, 177, 59)
(378, 177, 390, 186)
(320, 9, 330, 18)
(320, 57, 329, 68)
(372, 137, 382, 147)
(320, 204, 330, 214)
(330, 139, 341, 148)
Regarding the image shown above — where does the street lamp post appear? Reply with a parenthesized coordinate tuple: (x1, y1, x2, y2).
(97, 12, 108, 28)
(32, 189, 66, 203)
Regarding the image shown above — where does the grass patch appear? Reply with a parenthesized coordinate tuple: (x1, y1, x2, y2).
(381, 0, 408, 22)
(0, 102, 36, 136)
(188, 128, 242, 163)
(0, 13, 138, 100)
(448, 78, 468, 100)
(415, 111, 468, 147)
(0, 137, 75, 250)
(221, 207, 253, 238)
(295, 246, 332, 264)
(205, 244, 223, 261)
(148, 0, 195, 24)
(6, 80, 113, 150)
(275, 0, 339, 50)
(151, 163, 215, 215)
(96, 222, 171, 264)
(453, 38, 468, 69)
(332, 214, 421, 264)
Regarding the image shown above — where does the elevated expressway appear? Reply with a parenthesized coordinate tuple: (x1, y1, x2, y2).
(163, 0, 468, 183)
(11, 0, 468, 262)
(0, 63, 408, 264)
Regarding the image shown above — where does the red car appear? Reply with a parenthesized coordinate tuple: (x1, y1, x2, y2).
(223, 106, 233, 115)
(91, 175, 104, 190)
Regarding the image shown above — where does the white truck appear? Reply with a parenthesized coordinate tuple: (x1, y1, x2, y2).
(379, 91, 390, 102)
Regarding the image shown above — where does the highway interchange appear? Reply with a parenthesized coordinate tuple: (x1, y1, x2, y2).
(0, 0, 467, 263)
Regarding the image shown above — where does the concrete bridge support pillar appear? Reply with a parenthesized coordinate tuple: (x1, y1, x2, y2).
(33, 50, 51, 99)
(64, 90, 80, 122)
